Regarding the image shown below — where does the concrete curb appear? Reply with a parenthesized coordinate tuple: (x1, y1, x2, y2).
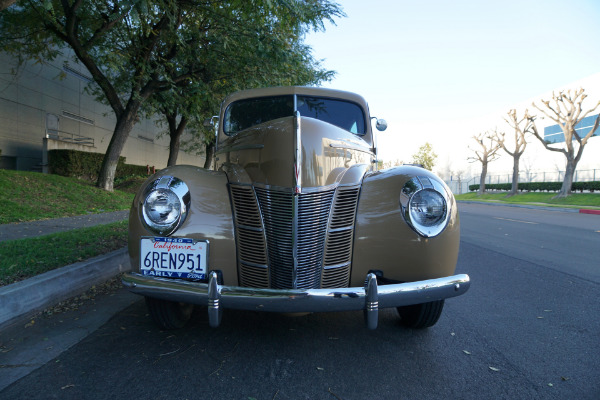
(579, 209, 600, 215)
(0, 248, 130, 330)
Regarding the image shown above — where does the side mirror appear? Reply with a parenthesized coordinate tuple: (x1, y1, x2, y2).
(376, 119, 387, 131)
(204, 116, 219, 127)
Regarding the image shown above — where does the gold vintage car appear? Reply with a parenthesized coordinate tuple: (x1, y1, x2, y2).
(123, 86, 470, 330)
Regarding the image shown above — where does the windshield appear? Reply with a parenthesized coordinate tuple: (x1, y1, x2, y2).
(224, 95, 366, 135)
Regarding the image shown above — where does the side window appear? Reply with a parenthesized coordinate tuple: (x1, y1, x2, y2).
(224, 96, 293, 135)
(297, 96, 366, 135)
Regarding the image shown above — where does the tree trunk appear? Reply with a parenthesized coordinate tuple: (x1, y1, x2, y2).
(556, 159, 576, 198)
(0, 0, 16, 11)
(509, 155, 521, 196)
(203, 142, 215, 170)
(97, 110, 139, 191)
(167, 115, 188, 167)
(478, 162, 488, 195)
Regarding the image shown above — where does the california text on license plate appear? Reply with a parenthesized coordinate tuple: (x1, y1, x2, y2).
(140, 237, 208, 280)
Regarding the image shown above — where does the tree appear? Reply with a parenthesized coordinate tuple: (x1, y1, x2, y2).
(468, 130, 502, 195)
(0, 0, 342, 190)
(153, 30, 335, 168)
(411, 142, 437, 171)
(496, 109, 532, 196)
(379, 158, 403, 169)
(527, 88, 600, 198)
(0, 0, 16, 11)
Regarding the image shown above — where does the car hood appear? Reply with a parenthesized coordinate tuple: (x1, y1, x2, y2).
(215, 116, 374, 190)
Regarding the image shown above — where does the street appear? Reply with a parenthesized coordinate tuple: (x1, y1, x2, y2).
(1, 203, 599, 399)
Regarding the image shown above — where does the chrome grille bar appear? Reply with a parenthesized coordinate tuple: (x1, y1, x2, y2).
(322, 186, 361, 288)
(230, 184, 359, 290)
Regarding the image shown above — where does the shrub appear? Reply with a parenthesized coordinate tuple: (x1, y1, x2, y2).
(469, 181, 600, 193)
(48, 149, 150, 181)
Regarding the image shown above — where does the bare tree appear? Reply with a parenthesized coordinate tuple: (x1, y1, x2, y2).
(496, 109, 532, 196)
(521, 155, 538, 183)
(468, 130, 503, 195)
(528, 88, 600, 198)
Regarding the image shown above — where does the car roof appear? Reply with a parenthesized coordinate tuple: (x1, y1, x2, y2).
(222, 86, 369, 109)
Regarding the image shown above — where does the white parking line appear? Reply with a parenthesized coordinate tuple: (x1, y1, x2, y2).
(493, 217, 539, 225)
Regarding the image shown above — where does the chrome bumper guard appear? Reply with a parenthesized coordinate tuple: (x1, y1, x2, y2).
(122, 272, 470, 329)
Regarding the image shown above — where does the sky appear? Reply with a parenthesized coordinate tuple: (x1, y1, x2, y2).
(304, 0, 600, 177)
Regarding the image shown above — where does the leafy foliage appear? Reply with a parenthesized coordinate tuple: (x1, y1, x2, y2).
(411, 142, 437, 171)
(0, 0, 343, 189)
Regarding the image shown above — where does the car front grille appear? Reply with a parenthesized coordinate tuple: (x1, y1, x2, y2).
(229, 184, 360, 289)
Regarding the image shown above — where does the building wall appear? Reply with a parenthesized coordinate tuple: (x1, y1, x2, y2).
(0, 50, 206, 172)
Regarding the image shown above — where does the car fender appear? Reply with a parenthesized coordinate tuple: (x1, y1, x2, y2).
(350, 166, 460, 286)
(128, 165, 238, 285)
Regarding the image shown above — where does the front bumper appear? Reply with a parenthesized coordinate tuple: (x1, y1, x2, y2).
(122, 271, 470, 329)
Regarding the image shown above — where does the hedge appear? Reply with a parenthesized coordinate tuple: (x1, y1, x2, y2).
(469, 181, 600, 193)
(48, 149, 151, 181)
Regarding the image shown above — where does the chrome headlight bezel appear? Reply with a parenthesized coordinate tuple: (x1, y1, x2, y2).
(140, 175, 191, 236)
(400, 176, 452, 238)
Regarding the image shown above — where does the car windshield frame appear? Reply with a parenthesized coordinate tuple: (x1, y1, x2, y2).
(223, 94, 367, 136)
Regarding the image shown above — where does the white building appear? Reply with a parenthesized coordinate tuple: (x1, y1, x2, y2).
(0, 50, 205, 172)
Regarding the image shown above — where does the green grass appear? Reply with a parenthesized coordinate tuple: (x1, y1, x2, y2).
(0, 220, 128, 286)
(0, 170, 139, 224)
(455, 192, 600, 209)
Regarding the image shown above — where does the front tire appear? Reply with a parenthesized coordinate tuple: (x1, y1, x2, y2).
(145, 297, 194, 329)
(397, 300, 445, 329)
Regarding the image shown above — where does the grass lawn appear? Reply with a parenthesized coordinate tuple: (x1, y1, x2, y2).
(0, 220, 128, 286)
(0, 170, 140, 224)
(455, 192, 600, 208)
(0, 171, 144, 285)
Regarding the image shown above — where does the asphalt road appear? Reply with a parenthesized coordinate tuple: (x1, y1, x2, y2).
(1, 203, 599, 399)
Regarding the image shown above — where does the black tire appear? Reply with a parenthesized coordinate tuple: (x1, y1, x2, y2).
(397, 300, 445, 329)
(145, 296, 194, 330)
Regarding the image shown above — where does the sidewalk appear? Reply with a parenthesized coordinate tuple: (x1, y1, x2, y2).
(0, 211, 131, 330)
(0, 210, 129, 242)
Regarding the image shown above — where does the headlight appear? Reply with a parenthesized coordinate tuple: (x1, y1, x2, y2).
(141, 176, 190, 236)
(400, 176, 451, 238)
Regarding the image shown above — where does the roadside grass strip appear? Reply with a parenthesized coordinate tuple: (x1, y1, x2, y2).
(455, 192, 600, 208)
(0, 221, 128, 286)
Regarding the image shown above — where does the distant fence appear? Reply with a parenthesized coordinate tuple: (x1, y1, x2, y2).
(445, 169, 600, 194)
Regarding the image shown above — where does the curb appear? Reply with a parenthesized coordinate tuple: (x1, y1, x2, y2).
(457, 200, 580, 213)
(579, 209, 600, 215)
(0, 248, 130, 330)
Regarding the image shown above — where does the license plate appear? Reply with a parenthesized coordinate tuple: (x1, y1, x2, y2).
(140, 237, 208, 280)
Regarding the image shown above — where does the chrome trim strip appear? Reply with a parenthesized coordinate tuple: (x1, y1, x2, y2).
(236, 224, 263, 232)
(122, 273, 471, 328)
(328, 143, 373, 153)
(240, 260, 268, 269)
(322, 262, 350, 270)
(215, 144, 265, 155)
(252, 181, 340, 194)
(294, 110, 302, 194)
